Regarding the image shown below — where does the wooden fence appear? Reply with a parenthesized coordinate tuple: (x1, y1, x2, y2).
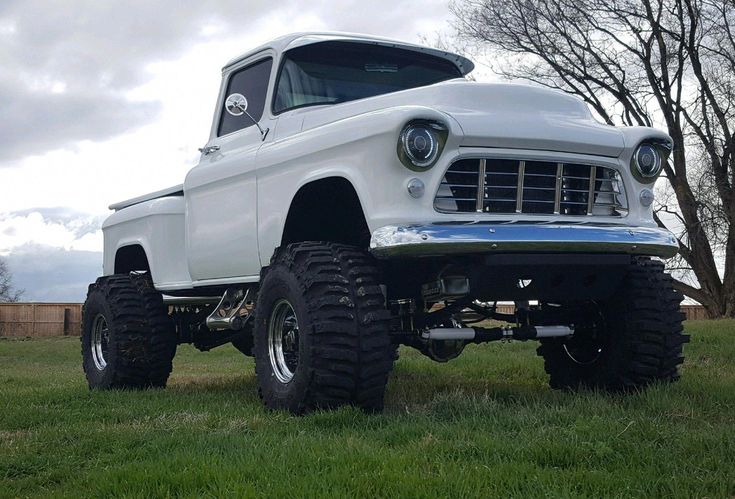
(0, 302, 714, 338)
(680, 304, 710, 321)
(0, 303, 82, 338)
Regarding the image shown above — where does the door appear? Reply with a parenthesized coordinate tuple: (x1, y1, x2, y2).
(184, 57, 274, 282)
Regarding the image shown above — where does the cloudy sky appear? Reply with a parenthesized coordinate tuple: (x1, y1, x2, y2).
(0, 1, 463, 301)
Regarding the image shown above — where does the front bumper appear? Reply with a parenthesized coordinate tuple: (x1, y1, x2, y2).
(369, 223, 679, 259)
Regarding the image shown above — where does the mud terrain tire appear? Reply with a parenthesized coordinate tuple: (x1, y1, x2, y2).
(81, 273, 177, 389)
(254, 242, 394, 414)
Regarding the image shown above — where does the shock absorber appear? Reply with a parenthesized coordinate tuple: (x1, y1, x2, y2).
(421, 324, 574, 343)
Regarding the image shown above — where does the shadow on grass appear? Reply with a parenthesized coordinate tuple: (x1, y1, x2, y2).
(168, 373, 260, 401)
(167, 368, 552, 409)
(386, 368, 553, 408)
(162, 361, 646, 419)
(382, 366, 657, 420)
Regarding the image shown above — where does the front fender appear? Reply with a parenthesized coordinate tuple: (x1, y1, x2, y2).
(255, 105, 464, 262)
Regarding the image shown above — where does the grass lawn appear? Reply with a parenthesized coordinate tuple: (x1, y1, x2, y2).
(1, 320, 734, 498)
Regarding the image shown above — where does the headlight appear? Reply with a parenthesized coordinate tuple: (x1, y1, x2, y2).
(631, 140, 670, 182)
(397, 121, 447, 171)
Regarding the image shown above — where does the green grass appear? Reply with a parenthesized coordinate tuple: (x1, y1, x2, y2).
(1, 321, 734, 498)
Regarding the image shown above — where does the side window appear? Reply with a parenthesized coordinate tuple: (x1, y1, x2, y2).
(218, 58, 273, 136)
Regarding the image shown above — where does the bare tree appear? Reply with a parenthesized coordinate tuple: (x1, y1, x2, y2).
(449, 0, 735, 317)
(0, 257, 23, 303)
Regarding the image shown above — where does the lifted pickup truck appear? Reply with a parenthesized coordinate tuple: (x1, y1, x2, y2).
(82, 32, 687, 414)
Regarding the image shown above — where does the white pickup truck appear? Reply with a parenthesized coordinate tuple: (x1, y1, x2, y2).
(82, 32, 687, 414)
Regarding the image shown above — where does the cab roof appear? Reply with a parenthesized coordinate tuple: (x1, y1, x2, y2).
(222, 32, 475, 76)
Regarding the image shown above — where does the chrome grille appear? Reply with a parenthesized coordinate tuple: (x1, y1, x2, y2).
(434, 158, 627, 216)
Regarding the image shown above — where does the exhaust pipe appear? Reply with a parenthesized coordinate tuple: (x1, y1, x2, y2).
(206, 288, 251, 331)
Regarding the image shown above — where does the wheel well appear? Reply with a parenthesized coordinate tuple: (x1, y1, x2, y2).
(281, 177, 370, 248)
(114, 245, 150, 274)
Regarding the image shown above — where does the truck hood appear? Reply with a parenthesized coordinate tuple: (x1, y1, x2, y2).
(299, 80, 625, 158)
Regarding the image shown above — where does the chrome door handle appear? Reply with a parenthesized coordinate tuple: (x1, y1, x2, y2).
(198, 145, 220, 155)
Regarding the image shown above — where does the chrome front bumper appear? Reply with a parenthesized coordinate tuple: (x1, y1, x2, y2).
(369, 223, 679, 259)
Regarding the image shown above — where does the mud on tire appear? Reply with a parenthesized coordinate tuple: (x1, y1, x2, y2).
(253, 242, 394, 414)
(81, 273, 177, 389)
(537, 258, 688, 391)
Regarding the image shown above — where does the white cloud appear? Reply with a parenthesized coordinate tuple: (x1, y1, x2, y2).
(0, 209, 103, 254)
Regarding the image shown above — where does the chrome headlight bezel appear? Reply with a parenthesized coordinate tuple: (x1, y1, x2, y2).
(631, 140, 671, 183)
(397, 120, 448, 171)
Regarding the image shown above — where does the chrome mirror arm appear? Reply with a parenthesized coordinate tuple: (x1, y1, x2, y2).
(242, 109, 269, 141)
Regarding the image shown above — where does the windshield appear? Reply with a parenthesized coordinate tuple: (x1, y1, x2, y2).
(273, 41, 464, 114)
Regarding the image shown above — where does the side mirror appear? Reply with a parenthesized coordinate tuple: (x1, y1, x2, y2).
(225, 93, 248, 116)
(223, 92, 268, 140)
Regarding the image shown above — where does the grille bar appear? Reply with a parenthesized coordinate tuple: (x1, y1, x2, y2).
(516, 161, 525, 213)
(554, 163, 563, 214)
(475, 159, 486, 213)
(587, 166, 597, 215)
(435, 158, 627, 217)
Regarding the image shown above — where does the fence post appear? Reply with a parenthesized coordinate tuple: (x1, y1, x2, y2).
(63, 308, 71, 336)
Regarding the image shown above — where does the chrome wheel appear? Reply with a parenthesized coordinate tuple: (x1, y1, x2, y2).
(91, 314, 110, 371)
(268, 299, 300, 383)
